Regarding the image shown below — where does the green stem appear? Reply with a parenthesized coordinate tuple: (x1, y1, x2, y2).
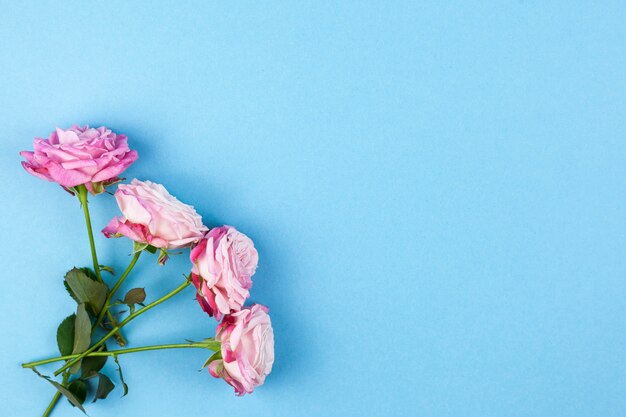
(42, 391, 60, 417)
(41, 373, 68, 417)
(76, 184, 127, 346)
(94, 251, 141, 329)
(23, 342, 219, 369)
(54, 279, 192, 376)
(76, 185, 102, 282)
(42, 391, 61, 417)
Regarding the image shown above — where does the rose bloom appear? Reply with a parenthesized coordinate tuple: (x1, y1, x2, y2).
(102, 179, 207, 250)
(191, 226, 258, 320)
(20, 125, 137, 194)
(208, 304, 275, 395)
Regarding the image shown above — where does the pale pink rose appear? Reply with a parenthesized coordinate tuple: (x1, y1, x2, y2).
(20, 125, 137, 194)
(102, 179, 207, 250)
(191, 226, 258, 320)
(208, 304, 275, 395)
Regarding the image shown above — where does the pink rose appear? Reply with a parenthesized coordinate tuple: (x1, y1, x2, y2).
(191, 226, 258, 320)
(208, 304, 275, 395)
(20, 125, 137, 194)
(102, 179, 207, 250)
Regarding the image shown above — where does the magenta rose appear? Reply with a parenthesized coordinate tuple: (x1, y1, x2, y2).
(191, 226, 258, 320)
(102, 179, 207, 251)
(208, 304, 275, 395)
(20, 125, 138, 194)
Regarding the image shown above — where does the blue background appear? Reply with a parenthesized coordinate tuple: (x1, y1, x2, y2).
(1, 2, 625, 416)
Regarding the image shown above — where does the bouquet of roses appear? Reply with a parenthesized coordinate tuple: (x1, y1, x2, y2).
(19, 125, 275, 417)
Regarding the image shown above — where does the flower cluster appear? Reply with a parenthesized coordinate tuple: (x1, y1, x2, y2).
(19, 126, 275, 415)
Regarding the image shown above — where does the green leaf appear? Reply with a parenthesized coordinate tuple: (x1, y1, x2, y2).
(69, 360, 81, 375)
(69, 304, 91, 374)
(201, 350, 222, 369)
(65, 268, 98, 304)
(81, 346, 108, 378)
(56, 314, 76, 356)
(64, 281, 79, 304)
(67, 304, 91, 374)
(64, 186, 78, 196)
(145, 245, 158, 254)
(72, 304, 91, 354)
(93, 373, 115, 402)
(133, 242, 148, 253)
(157, 249, 169, 265)
(113, 355, 129, 396)
(78, 267, 98, 281)
(65, 268, 108, 316)
(67, 379, 87, 406)
(31, 368, 86, 414)
(201, 337, 222, 351)
(99, 264, 115, 275)
(123, 288, 146, 306)
(90, 181, 105, 194)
